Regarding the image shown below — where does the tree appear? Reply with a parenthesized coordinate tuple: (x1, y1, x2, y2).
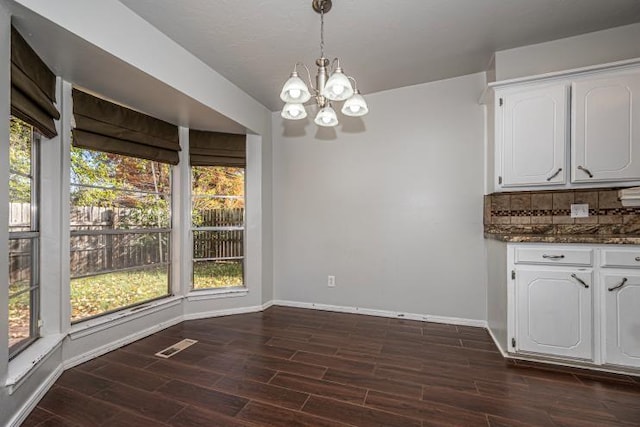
(9, 117, 33, 204)
(192, 166, 245, 211)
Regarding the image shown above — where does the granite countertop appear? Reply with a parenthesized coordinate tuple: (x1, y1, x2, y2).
(484, 233, 640, 245)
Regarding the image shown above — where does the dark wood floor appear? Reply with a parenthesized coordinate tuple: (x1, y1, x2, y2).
(22, 306, 640, 426)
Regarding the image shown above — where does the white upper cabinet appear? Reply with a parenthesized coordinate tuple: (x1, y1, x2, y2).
(572, 71, 640, 183)
(491, 62, 640, 191)
(497, 85, 567, 187)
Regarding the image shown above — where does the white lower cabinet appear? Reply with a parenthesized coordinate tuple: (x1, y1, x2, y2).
(508, 244, 640, 372)
(515, 268, 593, 360)
(603, 272, 640, 368)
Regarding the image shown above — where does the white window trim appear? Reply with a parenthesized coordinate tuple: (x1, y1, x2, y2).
(186, 287, 249, 302)
(5, 333, 64, 393)
(68, 296, 182, 340)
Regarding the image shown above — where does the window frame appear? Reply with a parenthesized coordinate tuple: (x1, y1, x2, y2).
(190, 166, 246, 291)
(69, 147, 173, 323)
(8, 119, 41, 360)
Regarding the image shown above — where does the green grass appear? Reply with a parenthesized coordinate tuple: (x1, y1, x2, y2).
(71, 267, 169, 321)
(9, 291, 30, 347)
(193, 261, 244, 289)
(9, 262, 244, 329)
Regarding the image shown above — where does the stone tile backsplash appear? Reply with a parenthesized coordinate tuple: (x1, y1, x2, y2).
(484, 188, 640, 237)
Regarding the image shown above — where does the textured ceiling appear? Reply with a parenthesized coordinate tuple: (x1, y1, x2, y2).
(119, 0, 640, 111)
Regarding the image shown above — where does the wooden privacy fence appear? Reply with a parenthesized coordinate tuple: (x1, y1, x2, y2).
(193, 229, 244, 260)
(8, 203, 244, 281)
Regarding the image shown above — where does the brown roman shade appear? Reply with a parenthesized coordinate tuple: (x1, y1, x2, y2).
(189, 129, 246, 167)
(11, 26, 60, 138)
(72, 89, 180, 164)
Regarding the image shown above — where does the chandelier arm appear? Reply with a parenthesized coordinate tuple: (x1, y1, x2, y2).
(296, 62, 317, 93)
(347, 75, 358, 91)
(329, 57, 340, 73)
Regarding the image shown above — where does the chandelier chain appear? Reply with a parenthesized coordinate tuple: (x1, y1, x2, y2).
(320, 3, 325, 58)
(280, 0, 368, 125)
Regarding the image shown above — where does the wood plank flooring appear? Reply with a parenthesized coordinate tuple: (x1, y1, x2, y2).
(22, 306, 640, 426)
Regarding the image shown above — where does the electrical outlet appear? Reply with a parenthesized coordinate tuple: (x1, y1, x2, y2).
(327, 275, 335, 287)
(570, 203, 589, 218)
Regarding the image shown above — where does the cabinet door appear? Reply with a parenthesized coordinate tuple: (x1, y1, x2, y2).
(498, 85, 567, 187)
(603, 273, 640, 368)
(572, 72, 640, 182)
(516, 268, 592, 360)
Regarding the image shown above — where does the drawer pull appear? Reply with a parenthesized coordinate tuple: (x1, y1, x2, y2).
(608, 278, 628, 292)
(546, 168, 563, 181)
(570, 273, 589, 289)
(635, 257, 640, 262)
(542, 254, 565, 260)
(577, 165, 593, 178)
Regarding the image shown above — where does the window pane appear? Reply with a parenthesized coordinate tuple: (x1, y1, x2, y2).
(192, 229, 244, 290)
(193, 229, 243, 259)
(70, 196, 170, 230)
(9, 292, 31, 348)
(9, 238, 32, 296)
(193, 260, 243, 289)
(8, 116, 39, 358)
(70, 231, 170, 320)
(192, 166, 244, 197)
(8, 237, 36, 353)
(9, 175, 32, 231)
(71, 232, 169, 277)
(70, 147, 172, 322)
(191, 166, 245, 290)
(192, 206, 244, 228)
(71, 263, 169, 322)
(71, 147, 170, 195)
(9, 117, 32, 176)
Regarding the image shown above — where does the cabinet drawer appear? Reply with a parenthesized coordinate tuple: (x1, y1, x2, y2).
(601, 249, 640, 268)
(514, 247, 593, 266)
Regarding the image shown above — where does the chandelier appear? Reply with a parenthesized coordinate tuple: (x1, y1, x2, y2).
(280, 0, 369, 127)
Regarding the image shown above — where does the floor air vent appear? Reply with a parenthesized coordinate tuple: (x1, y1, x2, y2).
(155, 339, 198, 358)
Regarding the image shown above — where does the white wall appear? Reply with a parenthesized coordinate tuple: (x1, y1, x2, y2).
(273, 72, 488, 322)
(495, 23, 640, 81)
(486, 239, 508, 353)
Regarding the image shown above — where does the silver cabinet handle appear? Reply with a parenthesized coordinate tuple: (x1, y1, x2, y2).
(577, 165, 593, 178)
(546, 168, 562, 181)
(570, 273, 589, 289)
(608, 278, 628, 292)
(542, 254, 565, 259)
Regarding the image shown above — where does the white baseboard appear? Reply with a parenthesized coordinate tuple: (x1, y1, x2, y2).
(63, 315, 183, 370)
(9, 364, 63, 427)
(486, 326, 508, 357)
(183, 302, 270, 321)
(272, 300, 488, 328)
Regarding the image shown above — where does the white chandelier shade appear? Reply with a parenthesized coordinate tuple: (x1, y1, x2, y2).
(321, 68, 354, 101)
(341, 91, 369, 117)
(280, 72, 312, 103)
(281, 102, 308, 120)
(314, 105, 339, 127)
(279, 0, 368, 128)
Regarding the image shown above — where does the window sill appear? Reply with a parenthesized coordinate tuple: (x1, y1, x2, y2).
(6, 333, 65, 394)
(69, 296, 182, 340)
(186, 287, 248, 302)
